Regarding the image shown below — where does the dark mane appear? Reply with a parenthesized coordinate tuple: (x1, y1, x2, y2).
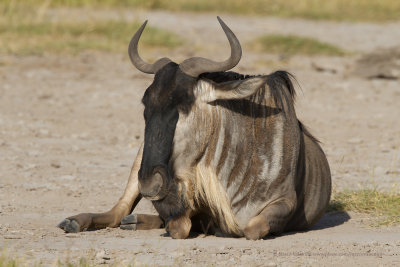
(200, 70, 297, 108)
(200, 70, 319, 143)
(199, 71, 257, 83)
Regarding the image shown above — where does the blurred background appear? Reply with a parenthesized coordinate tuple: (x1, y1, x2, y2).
(2, 0, 400, 55)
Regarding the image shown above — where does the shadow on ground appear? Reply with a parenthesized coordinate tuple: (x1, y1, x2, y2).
(264, 211, 351, 240)
(311, 211, 351, 230)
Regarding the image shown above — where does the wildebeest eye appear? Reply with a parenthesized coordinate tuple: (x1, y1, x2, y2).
(142, 91, 149, 105)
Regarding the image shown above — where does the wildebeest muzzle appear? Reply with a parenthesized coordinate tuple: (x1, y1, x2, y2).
(138, 165, 169, 201)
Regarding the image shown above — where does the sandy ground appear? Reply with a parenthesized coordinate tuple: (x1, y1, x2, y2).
(0, 9, 400, 266)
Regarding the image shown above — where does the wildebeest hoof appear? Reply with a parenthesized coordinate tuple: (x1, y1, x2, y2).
(166, 216, 191, 239)
(243, 216, 270, 240)
(120, 214, 137, 230)
(120, 214, 164, 230)
(58, 219, 81, 233)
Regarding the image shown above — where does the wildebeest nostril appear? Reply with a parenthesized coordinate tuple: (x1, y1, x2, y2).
(138, 170, 165, 200)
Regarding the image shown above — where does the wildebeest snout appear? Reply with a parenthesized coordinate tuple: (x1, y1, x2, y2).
(139, 166, 168, 200)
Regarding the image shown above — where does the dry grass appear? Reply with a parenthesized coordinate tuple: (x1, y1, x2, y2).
(3, 0, 400, 21)
(0, 253, 18, 267)
(0, 20, 182, 55)
(0, 2, 182, 55)
(250, 34, 347, 56)
(0, 252, 124, 267)
(328, 189, 400, 226)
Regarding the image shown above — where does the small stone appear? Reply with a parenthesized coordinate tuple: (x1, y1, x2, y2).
(25, 164, 36, 170)
(311, 61, 338, 74)
(95, 250, 110, 260)
(50, 175, 75, 181)
(265, 262, 277, 267)
(27, 151, 41, 156)
(171, 251, 183, 257)
(65, 233, 79, 238)
(347, 138, 363, 144)
(51, 163, 61, 168)
(218, 245, 226, 251)
(79, 133, 89, 139)
(371, 241, 379, 246)
(39, 129, 50, 136)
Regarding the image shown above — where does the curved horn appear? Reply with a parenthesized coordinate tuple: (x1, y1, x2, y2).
(128, 20, 171, 74)
(179, 16, 242, 77)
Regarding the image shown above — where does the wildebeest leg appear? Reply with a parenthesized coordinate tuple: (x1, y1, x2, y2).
(58, 144, 144, 233)
(243, 199, 294, 240)
(120, 214, 164, 230)
(166, 213, 192, 239)
(190, 213, 215, 235)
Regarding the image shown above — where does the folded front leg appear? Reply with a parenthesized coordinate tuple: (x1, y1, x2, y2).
(166, 214, 192, 239)
(243, 198, 295, 240)
(58, 144, 144, 233)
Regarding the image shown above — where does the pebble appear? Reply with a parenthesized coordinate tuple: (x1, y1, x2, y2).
(72, 145, 80, 152)
(51, 162, 61, 168)
(72, 133, 89, 140)
(65, 233, 79, 238)
(217, 245, 227, 254)
(371, 241, 379, 246)
(265, 262, 277, 267)
(27, 151, 41, 156)
(96, 250, 111, 260)
(347, 138, 363, 144)
(50, 175, 76, 181)
(25, 163, 36, 170)
(39, 129, 50, 136)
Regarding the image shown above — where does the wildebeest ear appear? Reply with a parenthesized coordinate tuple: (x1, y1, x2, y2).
(200, 76, 268, 102)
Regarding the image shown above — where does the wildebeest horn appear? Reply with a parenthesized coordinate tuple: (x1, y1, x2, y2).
(128, 20, 172, 74)
(179, 16, 242, 77)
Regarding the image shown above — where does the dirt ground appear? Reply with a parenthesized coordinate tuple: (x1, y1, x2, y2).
(0, 9, 399, 266)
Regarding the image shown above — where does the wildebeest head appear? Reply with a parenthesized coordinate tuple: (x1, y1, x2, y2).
(130, 17, 267, 200)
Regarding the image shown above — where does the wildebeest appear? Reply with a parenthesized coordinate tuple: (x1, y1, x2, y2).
(58, 17, 331, 240)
